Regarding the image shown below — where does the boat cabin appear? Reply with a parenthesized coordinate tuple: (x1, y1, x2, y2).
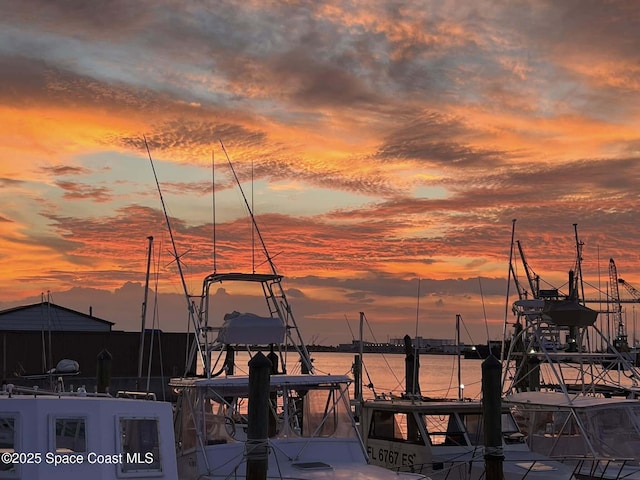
(0, 385, 177, 480)
(507, 391, 640, 466)
(361, 398, 575, 480)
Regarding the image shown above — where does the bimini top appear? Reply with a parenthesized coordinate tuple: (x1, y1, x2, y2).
(202, 272, 283, 284)
(216, 311, 286, 345)
(505, 391, 640, 409)
(363, 398, 492, 414)
(170, 373, 351, 396)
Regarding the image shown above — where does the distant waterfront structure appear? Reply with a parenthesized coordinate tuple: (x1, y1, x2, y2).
(336, 340, 404, 353)
(390, 336, 461, 354)
(336, 337, 463, 354)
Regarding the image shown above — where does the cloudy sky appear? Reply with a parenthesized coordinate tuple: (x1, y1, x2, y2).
(1, 0, 639, 345)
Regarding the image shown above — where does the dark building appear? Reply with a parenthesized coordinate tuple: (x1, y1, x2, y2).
(0, 301, 193, 399)
(0, 302, 113, 332)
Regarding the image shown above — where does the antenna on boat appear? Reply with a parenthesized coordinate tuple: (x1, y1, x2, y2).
(137, 235, 153, 389)
(219, 140, 314, 373)
(456, 314, 462, 400)
(413, 278, 421, 398)
(501, 219, 517, 363)
(211, 149, 217, 273)
(251, 154, 255, 273)
(219, 140, 275, 273)
(144, 136, 205, 375)
(479, 277, 491, 345)
(573, 223, 586, 304)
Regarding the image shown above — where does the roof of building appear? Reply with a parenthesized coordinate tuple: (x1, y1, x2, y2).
(0, 302, 114, 330)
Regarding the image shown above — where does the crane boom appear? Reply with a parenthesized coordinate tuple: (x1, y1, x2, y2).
(609, 258, 625, 340)
(516, 240, 538, 298)
(619, 277, 640, 301)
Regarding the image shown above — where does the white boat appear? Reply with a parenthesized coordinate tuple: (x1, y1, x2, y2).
(360, 397, 578, 480)
(172, 373, 427, 479)
(347, 313, 575, 480)
(506, 391, 640, 477)
(502, 224, 640, 479)
(0, 384, 177, 479)
(170, 272, 429, 480)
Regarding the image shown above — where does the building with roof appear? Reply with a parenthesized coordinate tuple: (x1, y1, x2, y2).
(0, 301, 113, 332)
(0, 301, 192, 398)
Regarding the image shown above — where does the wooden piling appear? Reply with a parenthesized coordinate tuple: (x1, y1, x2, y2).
(353, 354, 362, 420)
(404, 334, 420, 396)
(482, 354, 504, 480)
(246, 352, 271, 480)
(96, 349, 112, 394)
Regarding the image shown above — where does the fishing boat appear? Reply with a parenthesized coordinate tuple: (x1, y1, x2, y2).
(170, 272, 428, 480)
(360, 397, 578, 480)
(502, 222, 640, 479)
(349, 314, 576, 480)
(0, 384, 177, 480)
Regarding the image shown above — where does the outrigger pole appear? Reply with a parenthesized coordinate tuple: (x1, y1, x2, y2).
(218, 141, 314, 373)
(144, 136, 203, 376)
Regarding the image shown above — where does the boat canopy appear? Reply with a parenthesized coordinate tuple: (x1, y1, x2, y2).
(542, 300, 598, 327)
(170, 373, 351, 395)
(505, 391, 639, 409)
(216, 311, 286, 344)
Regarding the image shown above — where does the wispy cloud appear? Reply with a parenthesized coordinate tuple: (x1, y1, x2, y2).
(1, 1, 639, 343)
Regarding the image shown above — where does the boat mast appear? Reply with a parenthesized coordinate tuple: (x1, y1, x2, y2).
(137, 235, 153, 388)
(456, 314, 462, 400)
(501, 219, 517, 363)
(144, 137, 204, 376)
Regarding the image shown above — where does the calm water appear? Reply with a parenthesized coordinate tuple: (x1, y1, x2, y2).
(220, 351, 485, 400)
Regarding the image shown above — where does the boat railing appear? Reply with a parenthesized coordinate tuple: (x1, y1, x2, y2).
(115, 390, 157, 400)
(559, 455, 637, 480)
(0, 383, 112, 397)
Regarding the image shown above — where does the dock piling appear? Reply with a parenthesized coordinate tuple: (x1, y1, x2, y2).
(482, 354, 504, 480)
(246, 352, 271, 480)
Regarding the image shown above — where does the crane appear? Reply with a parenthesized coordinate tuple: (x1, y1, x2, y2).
(609, 258, 628, 350)
(516, 240, 539, 298)
(619, 276, 640, 302)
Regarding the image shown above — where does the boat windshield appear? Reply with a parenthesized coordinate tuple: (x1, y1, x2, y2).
(576, 406, 640, 465)
(458, 413, 521, 446)
(423, 413, 466, 446)
(176, 381, 356, 449)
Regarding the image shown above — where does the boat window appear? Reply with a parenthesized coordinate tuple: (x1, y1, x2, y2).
(119, 418, 162, 473)
(0, 416, 16, 475)
(501, 413, 524, 444)
(53, 417, 86, 453)
(368, 411, 422, 444)
(203, 400, 238, 444)
(175, 392, 197, 452)
(582, 407, 640, 462)
(457, 412, 521, 446)
(423, 414, 466, 446)
(302, 384, 355, 438)
(501, 413, 519, 433)
(460, 414, 482, 445)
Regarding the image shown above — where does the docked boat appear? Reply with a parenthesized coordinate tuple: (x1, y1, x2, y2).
(502, 223, 640, 479)
(360, 397, 578, 480)
(172, 372, 428, 479)
(349, 314, 576, 480)
(506, 392, 640, 477)
(169, 271, 428, 480)
(0, 384, 177, 479)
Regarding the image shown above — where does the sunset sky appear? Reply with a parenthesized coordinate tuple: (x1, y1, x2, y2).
(1, 1, 640, 345)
